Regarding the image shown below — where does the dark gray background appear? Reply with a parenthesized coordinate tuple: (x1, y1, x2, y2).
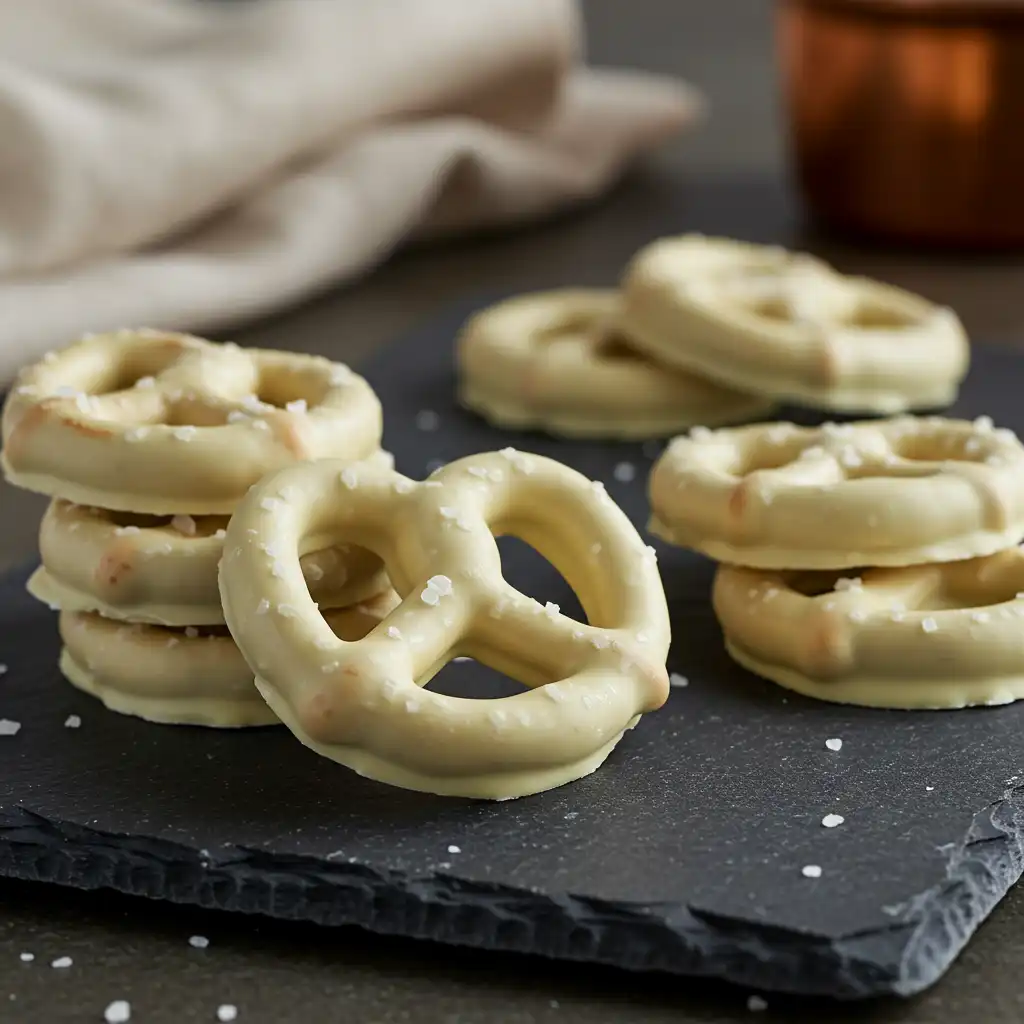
(4, 1, 1024, 1020)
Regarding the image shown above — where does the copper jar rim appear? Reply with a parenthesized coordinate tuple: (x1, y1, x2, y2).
(789, 0, 1024, 24)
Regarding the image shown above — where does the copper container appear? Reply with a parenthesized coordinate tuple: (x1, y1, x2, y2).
(780, 0, 1024, 247)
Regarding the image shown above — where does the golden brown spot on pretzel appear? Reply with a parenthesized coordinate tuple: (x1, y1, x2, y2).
(815, 339, 840, 387)
(95, 540, 138, 591)
(58, 414, 116, 440)
(2, 402, 52, 461)
(265, 410, 312, 460)
(801, 610, 854, 680)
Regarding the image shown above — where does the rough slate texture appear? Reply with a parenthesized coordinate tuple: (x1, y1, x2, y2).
(0, 314, 1023, 1000)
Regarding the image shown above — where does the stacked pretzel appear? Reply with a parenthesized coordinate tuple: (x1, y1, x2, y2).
(456, 236, 970, 439)
(649, 415, 1024, 709)
(1, 329, 394, 727)
(1, 329, 674, 800)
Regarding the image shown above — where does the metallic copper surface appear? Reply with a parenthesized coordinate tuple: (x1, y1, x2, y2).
(780, 0, 1024, 247)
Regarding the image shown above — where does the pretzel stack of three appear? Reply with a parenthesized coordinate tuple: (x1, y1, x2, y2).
(1, 330, 395, 727)
(2, 331, 674, 800)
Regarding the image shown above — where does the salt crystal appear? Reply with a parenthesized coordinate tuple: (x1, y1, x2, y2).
(394, 479, 414, 494)
(0, 665, 7, 676)
(51, 956, 72, 969)
(387, 626, 402, 640)
(135, 376, 156, 389)
(690, 426, 712, 441)
(747, 995, 768, 1013)
(415, 410, 439, 432)
(447, 844, 461, 854)
(590, 543, 602, 555)
(825, 738, 842, 751)
(277, 604, 298, 618)
(834, 577, 862, 592)
(172, 426, 197, 441)
(216, 1006, 238, 1022)
(19, 952, 33, 962)
(64, 715, 81, 729)
(921, 617, 939, 633)
(426, 575, 453, 597)
(669, 673, 688, 688)
(189, 935, 209, 949)
(544, 602, 560, 620)
(0, 720, 21, 736)
(821, 813, 845, 828)
(256, 599, 270, 615)
(801, 865, 822, 879)
(421, 588, 440, 606)
(974, 415, 994, 432)
(104, 1000, 131, 1023)
(185, 627, 199, 639)
(340, 468, 358, 489)
(285, 399, 307, 414)
(259, 497, 280, 512)
(613, 462, 636, 483)
(114, 525, 140, 536)
(171, 514, 197, 536)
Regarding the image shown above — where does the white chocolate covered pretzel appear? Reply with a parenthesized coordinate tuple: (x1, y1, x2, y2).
(649, 417, 1024, 569)
(29, 499, 389, 626)
(1, 329, 383, 513)
(714, 551, 1024, 708)
(219, 450, 671, 800)
(619, 235, 969, 413)
(457, 289, 773, 438)
(59, 593, 400, 728)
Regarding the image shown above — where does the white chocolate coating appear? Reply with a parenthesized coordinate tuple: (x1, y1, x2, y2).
(619, 235, 969, 413)
(219, 450, 671, 800)
(714, 552, 1024, 708)
(29, 499, 388, 626)
(457, 289, 773, 438)
(649, 417, 1024, 569)
(1, 329, 382, 513)
(58, 593, 400, 728)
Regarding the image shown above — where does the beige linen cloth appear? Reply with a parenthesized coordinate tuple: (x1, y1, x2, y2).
(0, 0, 701, 385)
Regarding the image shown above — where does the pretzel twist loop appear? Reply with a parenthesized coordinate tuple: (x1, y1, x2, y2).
(219, 450, 671, 799)
(714, 550, 1024, 708)
(649, 417, 1024, 569)
(619, 235, 969, 413)
(1, 330, 382, 513)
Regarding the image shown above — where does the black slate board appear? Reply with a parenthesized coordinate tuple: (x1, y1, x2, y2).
(1, 307, 1024, 1002)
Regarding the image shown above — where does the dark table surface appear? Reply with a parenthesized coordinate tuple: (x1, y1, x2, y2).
(5, 2, 1024, 1021)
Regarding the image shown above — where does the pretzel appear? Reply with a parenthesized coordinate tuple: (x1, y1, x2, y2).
(219, 450, 671, 799)
(29, 499, 389, 626)
(619, 235, 969, 413)
(714, 551, 1024, 708)
(58, 592, 400, 728)
(1, 329, 383, 513)
(649, 417, 1024, 569)
(457, 289, 773, 438)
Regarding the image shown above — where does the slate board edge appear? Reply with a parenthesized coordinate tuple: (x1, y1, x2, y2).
(1, 782, 1022, 1000)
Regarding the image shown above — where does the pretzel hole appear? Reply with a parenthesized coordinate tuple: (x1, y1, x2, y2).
(423, 659, 525, 700)
(66, 340, 185, 397)
(733, 439, 809, 475)
(255, 364, 330, 411)
(891, 432, 986, 464)
(497, 536, 589, 624)
(593, 332, 647, 364)
(745, 297, 793, 324)
(844, 302, 917, 330)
